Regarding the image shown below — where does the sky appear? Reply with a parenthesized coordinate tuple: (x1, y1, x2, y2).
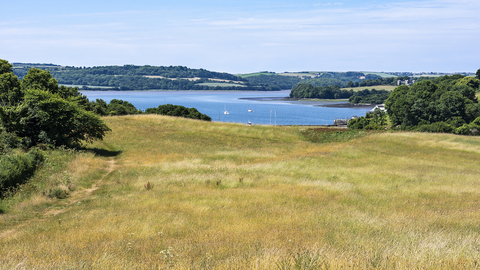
(1, 0, 479, 74)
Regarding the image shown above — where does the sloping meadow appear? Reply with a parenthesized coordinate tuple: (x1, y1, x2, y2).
(2, 114, 480, 269)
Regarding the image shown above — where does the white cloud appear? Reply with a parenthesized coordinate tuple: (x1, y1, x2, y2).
(1, 0, 478, 72)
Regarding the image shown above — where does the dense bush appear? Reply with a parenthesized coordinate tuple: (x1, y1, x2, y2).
(0, 130, 21, 153)
(385, 79, 480, 129)
(454, 116, 480, 135)
(0, 148, 44, 196)
(145, 104, 211, 121)
(89, 98, 142, 116)
(414, 121, 455, 133)
(348, 108, 388, 130)
(290, 84, 353, 99)
(348, 89, 391, 104)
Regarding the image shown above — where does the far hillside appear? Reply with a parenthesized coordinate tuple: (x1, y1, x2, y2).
(242, 71, 380, 90)
(12, 62, 475, 91)
(12, 63, 279, 91)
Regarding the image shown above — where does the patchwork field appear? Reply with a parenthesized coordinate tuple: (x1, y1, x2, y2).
(341, 85, 397, 92)
(196, 82, 247, 87)
(1, 115, 480, 269)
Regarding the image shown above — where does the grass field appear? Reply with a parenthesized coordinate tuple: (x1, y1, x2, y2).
(362, 72, 398, 78)
(341, 85, 397, 92)
(196, 82, 247, 87)
(238, 72, 277, 78)
(2, 115, 480, 269)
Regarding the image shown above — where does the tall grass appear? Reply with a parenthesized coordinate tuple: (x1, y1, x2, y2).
(1, 114, 480, 269)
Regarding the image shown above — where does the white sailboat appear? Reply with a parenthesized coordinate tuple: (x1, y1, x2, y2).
(224, 104, 229, 115)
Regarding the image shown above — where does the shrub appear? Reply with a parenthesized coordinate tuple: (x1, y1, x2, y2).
(46, 187, 69, 199)
(0, 148, 44, 197)
(0, 130, 21, 154)
(415, 121, 455, 133)
(455, 116, 480, 135)
(145, 104, 211, 121)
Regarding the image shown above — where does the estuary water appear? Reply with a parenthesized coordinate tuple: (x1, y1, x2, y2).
(80, 90, 373, 126)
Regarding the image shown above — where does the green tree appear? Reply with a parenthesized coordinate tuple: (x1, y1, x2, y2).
(106, 99, 141, 115)
(476, 69, 480, 80)
(145, 104, 211, 121)
(90, 99, 108, 116)
(0, 89, 110, 148)
(0, 72, 22, 106)
(21, 68, 58, 93)
(0, 59, 110, 148)
(386, 79, 479, 130)
(0, 59, 13, 75)
(384, 85, 411, 126)
(455, 77, 480, 90)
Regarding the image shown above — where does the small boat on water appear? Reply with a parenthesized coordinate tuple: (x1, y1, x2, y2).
(248, 108, 253, 112)
(224, 104, 229, 115)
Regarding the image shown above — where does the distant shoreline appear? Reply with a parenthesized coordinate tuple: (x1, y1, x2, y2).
(318, 103, 376, 109)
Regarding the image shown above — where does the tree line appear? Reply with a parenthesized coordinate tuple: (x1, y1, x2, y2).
(289, 84, 391, 104)
(348, 72, 480, 134)
(12, 64, 283, 91)
(289, 84, 353, 99)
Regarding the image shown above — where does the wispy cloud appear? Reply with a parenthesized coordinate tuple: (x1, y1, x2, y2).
(1, 0, 478, 72)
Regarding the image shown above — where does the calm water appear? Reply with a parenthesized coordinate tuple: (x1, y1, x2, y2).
(80, 90, 373, 126)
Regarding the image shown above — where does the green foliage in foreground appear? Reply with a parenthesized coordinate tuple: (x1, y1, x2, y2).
(0, 149, 44, 197)
(0, 59, 111, 195)
(0, 59, 111, 148)
(145, 104, 212, 121)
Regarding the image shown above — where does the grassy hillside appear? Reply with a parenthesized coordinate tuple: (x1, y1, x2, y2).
(2, 115, 480, 269)
(341, 85, 398, 92)
(238, 72, 277, 78)
(362, 72, 398, 78)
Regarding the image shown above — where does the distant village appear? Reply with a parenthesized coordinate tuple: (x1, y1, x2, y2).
(397, 79, 415, 86)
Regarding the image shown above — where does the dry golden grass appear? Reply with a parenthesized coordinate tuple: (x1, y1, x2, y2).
(1, 115, 480, 269)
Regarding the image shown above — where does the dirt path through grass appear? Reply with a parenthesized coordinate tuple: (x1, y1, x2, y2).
(0, 156, 118, 240)
(42, 157, 117, 217)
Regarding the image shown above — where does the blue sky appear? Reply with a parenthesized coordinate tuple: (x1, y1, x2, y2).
(1, 0, 479, 73)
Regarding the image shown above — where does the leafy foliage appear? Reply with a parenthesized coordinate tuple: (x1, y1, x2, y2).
(382, 75, 480, 135)
(348, 108, 389, 130)
(145, 104, 212, 121)
(0, 148, 44, 197)
(348, 89, 391, 104)
(385, 79, 480, 128)
(290, 84, 353, 99)
(88, 98, 142, 116)
(0, 60, 111, 148)
(11, 64, 280, 91)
